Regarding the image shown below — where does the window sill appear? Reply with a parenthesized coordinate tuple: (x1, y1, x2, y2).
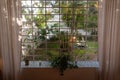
(21, 61, 99, 68)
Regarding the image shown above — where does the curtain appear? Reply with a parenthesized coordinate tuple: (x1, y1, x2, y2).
(98, 0, 120, 80)
(0, 0, 21, 80)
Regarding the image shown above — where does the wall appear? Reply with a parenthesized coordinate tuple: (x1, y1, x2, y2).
(21, 68, 98, 80)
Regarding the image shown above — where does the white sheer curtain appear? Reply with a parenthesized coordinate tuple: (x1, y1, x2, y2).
(0, 0, 21, 80)
(98, 0, 120, 80)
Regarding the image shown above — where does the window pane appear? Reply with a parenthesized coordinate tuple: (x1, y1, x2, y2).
(21, 1, 32, 7)
(22, 15, 32, 22)
(22, 8, 32, 14)
(32, 0, 46, 7)
(46, 49, 59, 60)
(32, 8, 45, 14)
(21, 0, 99, 64)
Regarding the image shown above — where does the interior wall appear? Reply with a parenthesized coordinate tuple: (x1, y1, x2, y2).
(21, 68, 98, 80)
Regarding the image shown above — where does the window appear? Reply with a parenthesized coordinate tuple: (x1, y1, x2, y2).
(20, 0, 98, 67)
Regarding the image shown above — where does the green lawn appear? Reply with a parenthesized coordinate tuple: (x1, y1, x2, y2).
(86, 41, 98, 49)
(32, 41, 98, 61)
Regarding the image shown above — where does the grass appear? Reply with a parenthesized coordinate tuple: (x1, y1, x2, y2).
(86, 41, 98, 49)
(32, 41, 98, 61)
(47, 43, 60, 48)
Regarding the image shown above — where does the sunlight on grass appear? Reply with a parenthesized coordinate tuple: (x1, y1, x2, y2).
(87, 41, 98, 48)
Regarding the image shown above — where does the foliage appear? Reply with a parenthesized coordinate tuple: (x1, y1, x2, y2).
(22, 1, 98, 61)
(51, 53, 78, 75)
(60, 1, 98, 29)
(60, 1, 86, 29)
(87, 2, 98, 28)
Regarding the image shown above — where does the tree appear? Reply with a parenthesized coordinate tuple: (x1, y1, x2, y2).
(60, 1, 98, 30)
(87, 2, 98, 28)
(60, 1, 86, 31)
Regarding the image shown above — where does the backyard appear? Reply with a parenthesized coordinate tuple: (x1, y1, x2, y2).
(21, 0, 98, 61)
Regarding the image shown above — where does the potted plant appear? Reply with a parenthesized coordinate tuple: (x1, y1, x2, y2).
(51, 53, 78, 76)
(23, 56, 29, 66)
